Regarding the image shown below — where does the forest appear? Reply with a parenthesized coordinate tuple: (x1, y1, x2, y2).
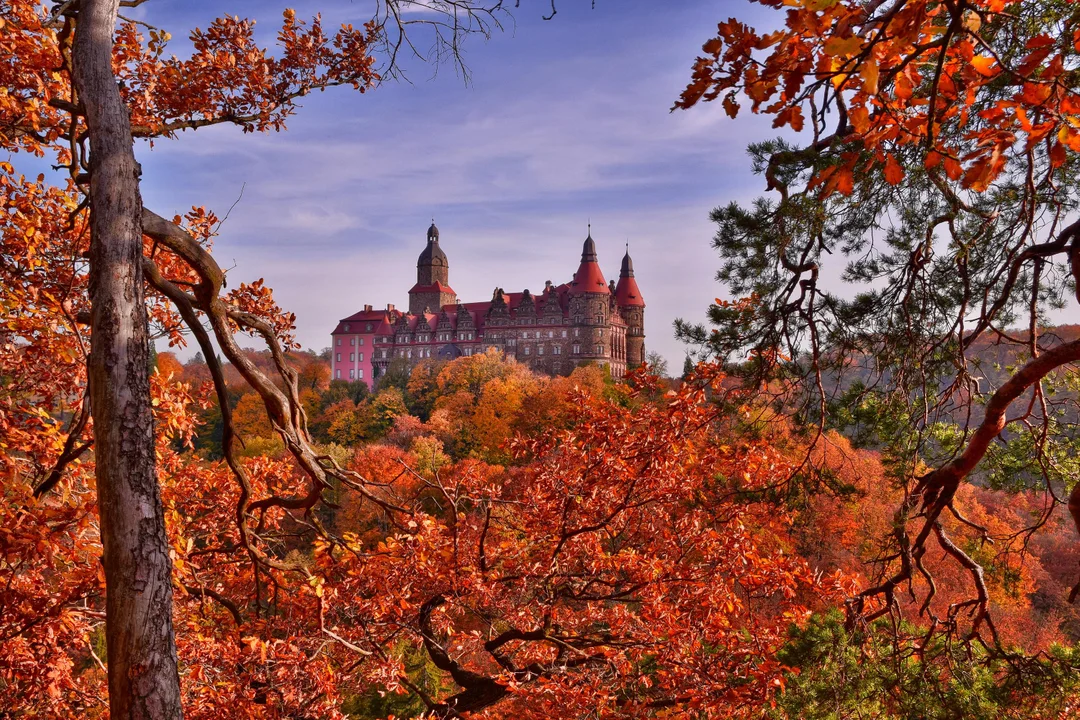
(3, 0, 1080, 718)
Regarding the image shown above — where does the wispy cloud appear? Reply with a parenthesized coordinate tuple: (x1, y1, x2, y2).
(136, 0, 777, 368)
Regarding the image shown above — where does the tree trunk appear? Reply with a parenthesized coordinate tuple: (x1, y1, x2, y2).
(71, 1, 183, 717)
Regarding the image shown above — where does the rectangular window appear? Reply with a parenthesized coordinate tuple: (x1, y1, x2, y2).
(562, 330, 567, 338)
(336, 353, 341, 362)
(358, 369, 364, 379)
(335, 369, 341, 379)
(548, 331, 553, 338)
(350, 353, 355, 362)
(554, 346, 561, 355)
(349, 369, 355, 379)
(524, 346, 531, 356)
(359, 337, 364, 346)
(573, 344, 580, 354)
(358, 352, 364, 362)
(336, 338, 342, 346)
(350, 338, 355, 346)
(538, 346, 544, 355)
(596, 344, 604, 354)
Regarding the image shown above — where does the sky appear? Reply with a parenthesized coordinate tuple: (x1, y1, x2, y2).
(125, 0, 782, 368)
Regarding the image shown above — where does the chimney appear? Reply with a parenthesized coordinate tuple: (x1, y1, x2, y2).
(364, 304, 372, 312)
(387, 303, 395, 312)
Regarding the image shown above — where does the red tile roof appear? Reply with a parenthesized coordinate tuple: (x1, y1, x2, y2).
(570, 260, 609, 295)
(615, 276, 645, 307)
(408, 281, 456, 295)
(332, 309, 392, 335)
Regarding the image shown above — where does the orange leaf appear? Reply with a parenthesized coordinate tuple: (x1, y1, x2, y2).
(944, 157, 963, 181)
(970, 55, 997, 78)
(835, 166, 854, 195)
(1050, 141, 1067, 168)
(849, 106, 870, 134)
(861, 58, 879, 94)
(894, 73, 913, 100)
(883, 154, 905, 185)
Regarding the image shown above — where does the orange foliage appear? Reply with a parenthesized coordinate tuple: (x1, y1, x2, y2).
(232, 391, 276, 441)
(156, 351, 185, 380)
(793, 432, 1080, 653)
(319, 367, 841, 717)
(677, 0, 1080, 193)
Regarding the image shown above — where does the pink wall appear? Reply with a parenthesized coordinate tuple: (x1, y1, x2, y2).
(331, 332, 376, 387)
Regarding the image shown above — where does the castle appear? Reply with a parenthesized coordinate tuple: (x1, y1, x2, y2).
(330, 222, 645, 386)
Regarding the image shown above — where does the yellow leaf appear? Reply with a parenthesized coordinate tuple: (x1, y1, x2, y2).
(1057, 124, 1080, 152)
(824, 36, 862, 57)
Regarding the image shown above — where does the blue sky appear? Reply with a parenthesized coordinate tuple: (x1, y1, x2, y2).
(128, 0, 780, 368)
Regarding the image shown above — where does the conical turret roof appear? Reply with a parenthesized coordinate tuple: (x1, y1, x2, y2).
(614, 245, 644, 307)
(570, 227, 608, 295)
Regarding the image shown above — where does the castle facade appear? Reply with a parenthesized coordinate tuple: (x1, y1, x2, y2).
(330, 223, 645, 386)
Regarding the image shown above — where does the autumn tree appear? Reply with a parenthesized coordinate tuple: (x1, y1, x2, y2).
(319, 366, 840, 718)
(675, 0, 1080, 655)
(0, 0, 556, 715)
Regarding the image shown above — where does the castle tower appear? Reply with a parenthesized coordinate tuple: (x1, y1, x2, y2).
(569, 227, 611, 361)
(409, 221, 457, 314)
(615, 246, 645, 367)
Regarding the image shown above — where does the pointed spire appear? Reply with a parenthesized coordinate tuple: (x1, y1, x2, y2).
(615, 240, 644, 307)
(581, 224, 598, 263)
